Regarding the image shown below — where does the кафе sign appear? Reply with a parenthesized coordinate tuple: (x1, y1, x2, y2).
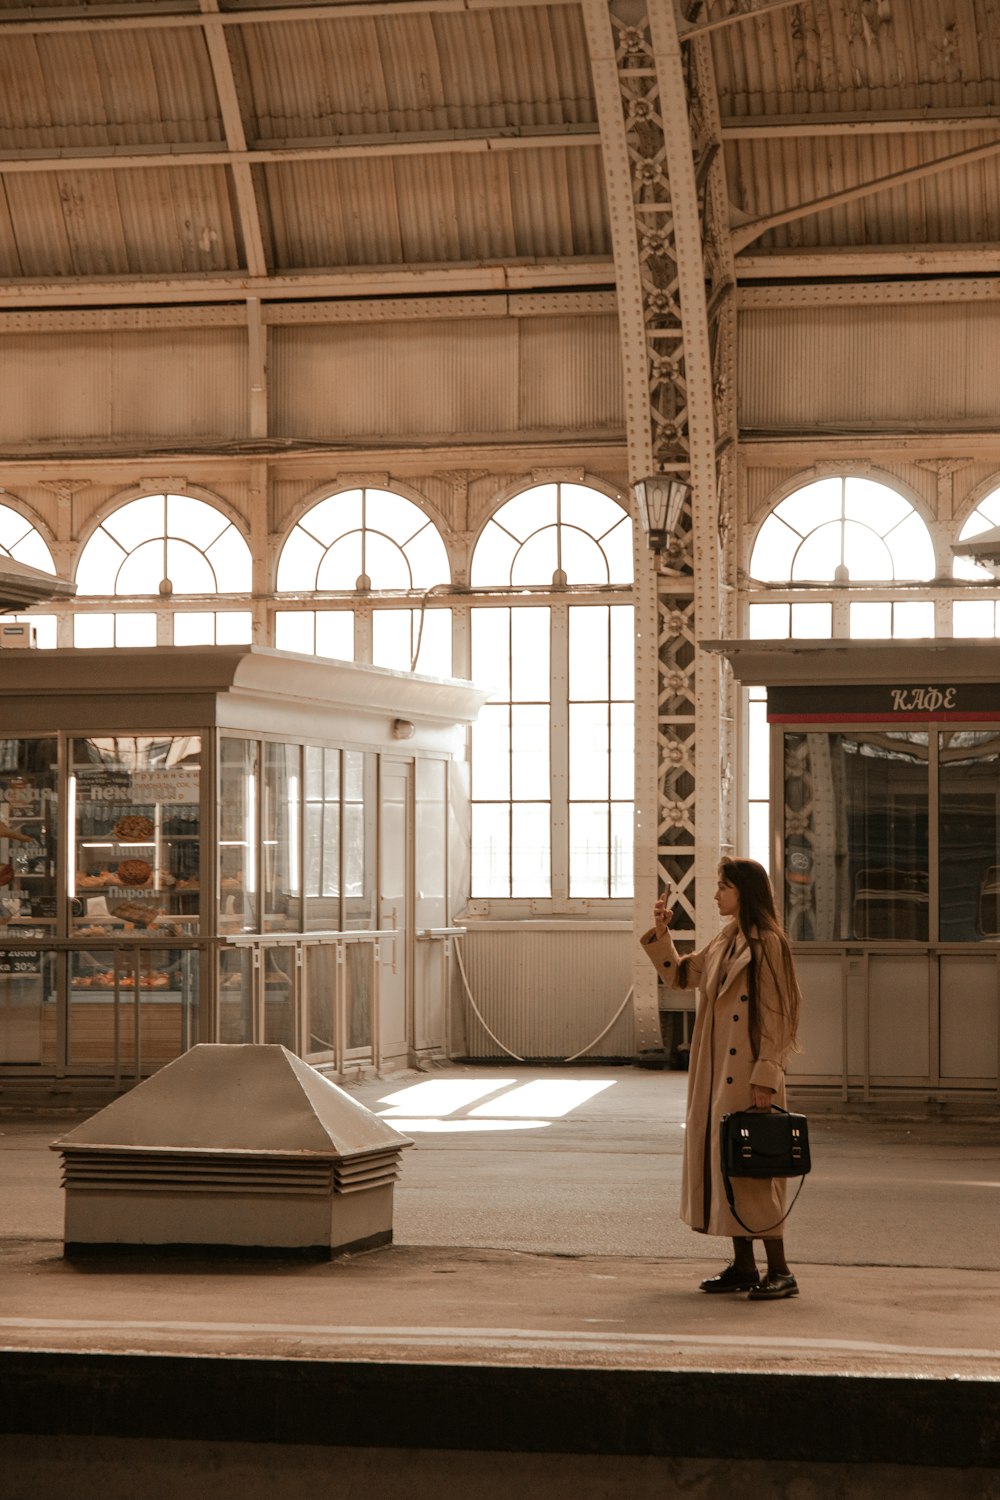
(767, 683, 1000, 723)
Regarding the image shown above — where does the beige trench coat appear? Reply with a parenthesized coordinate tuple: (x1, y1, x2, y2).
(640, 918, 798, 1239)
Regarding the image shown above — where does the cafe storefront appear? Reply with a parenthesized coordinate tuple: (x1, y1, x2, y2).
(713, 640, 1000, 1106)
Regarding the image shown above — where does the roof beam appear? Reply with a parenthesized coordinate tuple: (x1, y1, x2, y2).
(0, 127, 600, 176)
(738, 277, 1000, 309)
(736, 244, 1000, 278)
(679, 0, 807, 38)
(0, 0, 583, 34)
(0, 259, 616, 309)
(198, 0, 268, 278)
(0, 290, 616, 335)
(722, 108, 1000, 140)
(731, 135, 1000, 252)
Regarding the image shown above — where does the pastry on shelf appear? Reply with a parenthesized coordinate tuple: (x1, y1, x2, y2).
(0, 864, 13, 888)
(113, 814, 155, 842)
(111, 899, 162, 928)
(117, 859, 153, 886)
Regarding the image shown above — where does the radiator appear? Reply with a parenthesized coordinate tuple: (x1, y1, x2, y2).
(457, 922, 636, 1060)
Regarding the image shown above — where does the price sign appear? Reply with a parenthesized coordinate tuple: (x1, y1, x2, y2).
(132, 769, 200, 805)
(0, 928, 44, 975)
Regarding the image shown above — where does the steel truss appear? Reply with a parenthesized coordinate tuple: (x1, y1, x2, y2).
(585, 0, 735, 1055)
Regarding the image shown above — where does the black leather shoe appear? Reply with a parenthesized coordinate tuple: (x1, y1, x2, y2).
(699, 1262, 761, 1293)
(747, 1271, 799, 1300)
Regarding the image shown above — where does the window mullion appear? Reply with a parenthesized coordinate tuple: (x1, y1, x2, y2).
(354, 605, 373, 665)
(550, 604, 569, 900)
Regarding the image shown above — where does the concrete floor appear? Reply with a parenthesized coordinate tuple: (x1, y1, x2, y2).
(2, 1064, 999, 1379)
(4, 1064, 1000, 1498)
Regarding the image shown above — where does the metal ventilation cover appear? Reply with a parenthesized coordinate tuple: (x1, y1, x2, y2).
(51, 1044, 412, 1257)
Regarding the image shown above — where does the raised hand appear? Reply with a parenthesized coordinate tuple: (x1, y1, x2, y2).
(654, 890, 674, 938)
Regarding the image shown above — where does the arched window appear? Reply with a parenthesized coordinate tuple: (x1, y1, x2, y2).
(74, 493, 252, 648)
(744, 475, 937, 869)
(747, 475, 936, 645)
(750, 476, 934, 584)
(0, 503, 56, 574)
(0, 502, 59, 647)
(275, 488, 452, 676)
(953, 484, 1000, 637)
(472, 482, 633, 587)
(469, 483, 634, 903)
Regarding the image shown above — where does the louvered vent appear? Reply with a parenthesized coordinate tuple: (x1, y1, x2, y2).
(51, 1044, 412, 1256)
(60, 1150, 336, 1196)
(333, 1149, 405, 1195)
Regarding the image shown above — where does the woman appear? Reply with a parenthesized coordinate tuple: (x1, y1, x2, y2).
(640, 857, 803, 1300)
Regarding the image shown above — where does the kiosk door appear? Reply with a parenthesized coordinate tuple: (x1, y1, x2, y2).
(378, 758, 413, 1071)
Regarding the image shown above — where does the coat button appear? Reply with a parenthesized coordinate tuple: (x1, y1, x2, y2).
(740, 995, 748, 1003)
(726, 1076, 733, 1084)
(729, 1048, 736, 1056)
(733, 1015, 739, 1022)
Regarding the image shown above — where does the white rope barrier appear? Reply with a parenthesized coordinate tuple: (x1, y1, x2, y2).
(454, 936, 635, 1065)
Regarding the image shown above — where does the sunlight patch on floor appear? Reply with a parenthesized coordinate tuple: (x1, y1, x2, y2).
(376, 1076, 617, 1133)
(379, 1118, 550, 1133)
(376, 1078, 517, 1116)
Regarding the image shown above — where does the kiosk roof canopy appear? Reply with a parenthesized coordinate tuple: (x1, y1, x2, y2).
(702, 639, 1000, 689)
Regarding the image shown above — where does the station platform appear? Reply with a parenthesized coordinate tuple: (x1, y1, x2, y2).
(2, 1065, 999, 1498)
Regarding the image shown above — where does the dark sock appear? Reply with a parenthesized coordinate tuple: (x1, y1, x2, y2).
(732, 1236, 757, 1272)
(763, 1238, 791, 1276)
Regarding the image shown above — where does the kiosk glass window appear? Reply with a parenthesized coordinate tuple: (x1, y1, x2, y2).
(304, 746, 340, 931)
(262, 743, 302, 935)
(939, 731, 1000, 942)
(343, 751, 376, 931)
(0, 740, 58, 1070)
(783, 731, 929, 942)
(68, 736, 202, 1071)
(70, 736, 202, 935)
(219, 737, 257, 934)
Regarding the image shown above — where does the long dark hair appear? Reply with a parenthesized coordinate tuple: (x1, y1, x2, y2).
(719, 857, 801, 1051)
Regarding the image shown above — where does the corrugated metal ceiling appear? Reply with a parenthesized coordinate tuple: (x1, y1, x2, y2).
(716, 0, 1000, 256)
(0, 0, 995, 296)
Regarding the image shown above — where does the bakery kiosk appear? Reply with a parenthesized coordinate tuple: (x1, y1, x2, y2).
(710, 639, 1000, 1107)
(0, 647, 486, 1095)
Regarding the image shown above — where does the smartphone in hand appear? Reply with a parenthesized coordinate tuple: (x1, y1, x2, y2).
(654, 884, 672, 934)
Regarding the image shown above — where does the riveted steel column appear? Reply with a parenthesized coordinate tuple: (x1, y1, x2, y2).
(644, 2, 725, 946)
(583, 0, 662, 1055)
(586, 0, 734, 1061)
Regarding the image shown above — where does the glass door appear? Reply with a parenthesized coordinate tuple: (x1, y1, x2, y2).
(378, 757, 413, 1069)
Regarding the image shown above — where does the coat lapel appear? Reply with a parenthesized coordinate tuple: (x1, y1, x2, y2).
(703, 921, 735, 1001)
(707, 921, 751, 999)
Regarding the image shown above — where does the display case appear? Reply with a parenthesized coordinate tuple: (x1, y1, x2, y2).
(0, 646, 487, 1093)
(71, 736, 201, 941)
